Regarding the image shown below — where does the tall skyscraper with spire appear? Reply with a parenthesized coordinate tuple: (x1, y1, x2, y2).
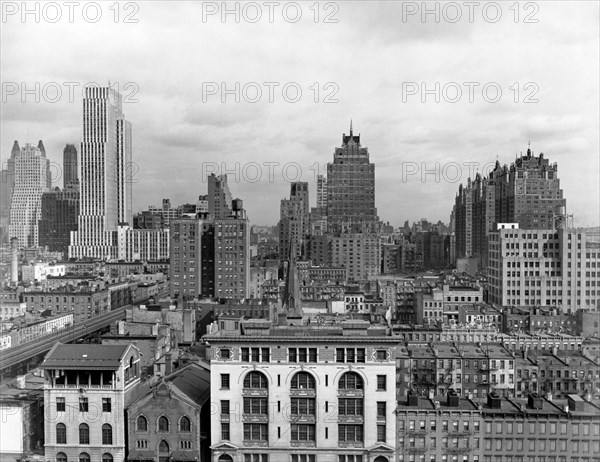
(9, 140, 51, 247)
(69, 86, 132, 259)
(326, 121, 378, 234)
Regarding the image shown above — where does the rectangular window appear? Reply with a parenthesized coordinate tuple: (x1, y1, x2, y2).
(291, 424, 316, 442)
(56, 397, 65, 412)
(221, 400, 230, 416)
(102, 397, 111, 412)
(377, 424, 386, 442)
(338, 424, 364, 442)
(377, 402, 386, 418)
(377, 375, 387, 391)
(79, 397, 88, 412)
(291, 455, 315, 462)
(221, 423, 230, 440)
(244, 423, 268, 441)
(221, 374, 230, 389)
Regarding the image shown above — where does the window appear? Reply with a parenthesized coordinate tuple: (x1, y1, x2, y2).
(292, 398, 316, 416)
(244, 423, 268, 441)
(180, 416, 191, 432)
(291, 372, 316, 389)
(338, 457, 363, 462)
(136, 440, 148, 449)
(56, 397, 65, 412)
(102, 424, 113, 445)
(244, 371, 269, 389)
(219, 400, 230, 416)
(102, 397, 111, 412)
(377, 424, 386, 442)
(377, 401, 386, 418)
(291, 424, 316, 442)
(79, 453, 90, 462)
(339, 398, 363, 416)
(180, 440, 192, 449)
(102, 454, 113, 462)
(56, 423, 66, 444)
(338, 424, 364, 442)
(339, 372, 364, 389)
(136, 415, 148, 432)
(57, 453, 67, 462)
(221, 374, 230, 389)
(245, 397, 268, 415)
(221, 348, 231, 359)
(158, 416, 170, 432)
(244, 456, 268, 462)
(336, 348, 366, 363)
(291, 456, 315, 462)
(79, 397, 88, 412)
(377, 375, 387, 390)
(222, 423, 230, 440)
(241, 347, 270, 362)
(289, 348, 317, 363)
(376, 350, 388, 360)
(79, 423, 90, 444)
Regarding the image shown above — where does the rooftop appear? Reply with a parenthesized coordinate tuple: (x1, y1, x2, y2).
(41, 343, 131, 370)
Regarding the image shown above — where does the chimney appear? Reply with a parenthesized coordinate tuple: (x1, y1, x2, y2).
(546, 392, 553, 402)
(165, 353, 172, 376)
(552, 346, 558, 356)
(527, 392, 543, 409)
(447, 389, 459, 407)
(487, 391, 502, 409)
(428, 388, 435, 400)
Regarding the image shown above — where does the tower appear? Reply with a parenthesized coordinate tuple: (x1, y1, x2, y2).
(63, 144, 78, 188)
(9, 140, 51, 247)
(326, 122, 377, 234)
(69, 86, 132, 259)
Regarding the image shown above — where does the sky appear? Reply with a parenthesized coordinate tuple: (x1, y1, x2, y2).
(1, 1, 599, 227)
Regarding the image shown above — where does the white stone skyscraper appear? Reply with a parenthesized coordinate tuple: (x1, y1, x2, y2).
(9, 140, 51, 247)
(69, 86, 133, 259)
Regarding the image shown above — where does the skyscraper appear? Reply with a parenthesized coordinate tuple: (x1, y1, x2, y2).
(454, 147, 566, 268)
(69, 86, 132, 259)
(39, 144, 79, 256)
(9, 140, 51, 247)
(208, 174, 233, 219)
(326, 122, 377, 234)
(0, 141, 18, 243)
(63, 144, 78, 188)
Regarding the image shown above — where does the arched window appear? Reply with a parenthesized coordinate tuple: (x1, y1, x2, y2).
(291, 372, 316, 389)
(243, 371, 268, 389)
(159, 440, 170, 452)
(158, 416, 170, 432)
(179, 416, 191, 432)
(102, 454, 113, 462)
(136, 415, 148, 432)
(339, 372, 364, 389)
(79, 423, 90, 444)
(374, 457, 389, 462)
(56, 423, 67, 444)
(56, 452, 67, 462)
(218, 455, 234, 462)
(102, 424, 113, 445)
(79, 453, 90, 462)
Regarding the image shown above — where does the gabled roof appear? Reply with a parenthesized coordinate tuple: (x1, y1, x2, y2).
(169, 363, 211, 406)
(41, 342, 132, 370)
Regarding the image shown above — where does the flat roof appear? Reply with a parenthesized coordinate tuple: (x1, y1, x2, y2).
(41, 343, 130, 370)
